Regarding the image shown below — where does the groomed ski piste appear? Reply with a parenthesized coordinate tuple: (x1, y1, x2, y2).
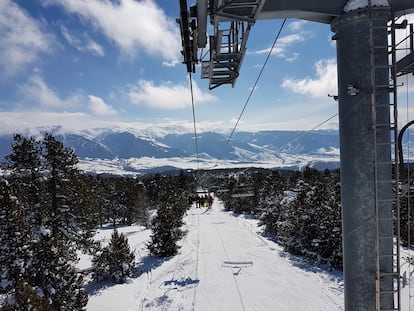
(80, 196, 414, 310)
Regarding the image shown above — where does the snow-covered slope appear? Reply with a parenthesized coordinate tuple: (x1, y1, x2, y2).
(82, 198, 345, 310)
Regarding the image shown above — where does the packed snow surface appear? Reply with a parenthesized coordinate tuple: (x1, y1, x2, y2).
(83, 198, 345, 310)
(81, 197, 414, 310)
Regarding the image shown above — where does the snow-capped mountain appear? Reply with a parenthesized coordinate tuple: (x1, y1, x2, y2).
(0, 126, 343, 174)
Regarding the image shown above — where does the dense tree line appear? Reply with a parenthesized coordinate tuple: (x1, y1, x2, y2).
(216, 168, 343, 269)
(0, 134, 193, 309)
(4, 132, 411, 308)
(1, 134, 88, 309)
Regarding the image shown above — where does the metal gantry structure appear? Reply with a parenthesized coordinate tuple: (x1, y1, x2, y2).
(177, 1, 414, 310)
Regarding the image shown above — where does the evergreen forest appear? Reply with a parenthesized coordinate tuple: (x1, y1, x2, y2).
(1, 134, 413, 309)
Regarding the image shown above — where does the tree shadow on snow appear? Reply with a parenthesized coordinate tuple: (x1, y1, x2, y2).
(84, 255, 170, 296)
(278, 250, 343, 282)
(135, 255, 171, 278)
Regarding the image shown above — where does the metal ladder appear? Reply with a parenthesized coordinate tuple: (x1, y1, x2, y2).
(368, 3, 402, 311)
(201, 20, 252, 89)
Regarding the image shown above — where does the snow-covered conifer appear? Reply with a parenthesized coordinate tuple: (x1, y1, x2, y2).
(147, 180, 186, 257)
(92, 230, 135, 283)
(3, 135, 87, 310)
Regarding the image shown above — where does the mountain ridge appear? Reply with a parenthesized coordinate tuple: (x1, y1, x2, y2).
(0, 126, 342, 174)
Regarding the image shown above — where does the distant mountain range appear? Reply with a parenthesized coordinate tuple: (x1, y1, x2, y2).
(0, 126, 344, 174)
(2, 125, 413, 175)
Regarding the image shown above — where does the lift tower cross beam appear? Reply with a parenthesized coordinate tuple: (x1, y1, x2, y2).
(179, 1, 414, 310)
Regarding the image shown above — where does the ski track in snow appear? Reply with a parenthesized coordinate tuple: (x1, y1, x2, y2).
(85, 197, 347, 311)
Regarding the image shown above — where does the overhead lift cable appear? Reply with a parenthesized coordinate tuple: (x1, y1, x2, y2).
(404, 33, 413, 309)
(178, 0, 200, 182)
(189, 72, 201, 184)
(222, 19, 287, 152)
(277, 113, 338, 153)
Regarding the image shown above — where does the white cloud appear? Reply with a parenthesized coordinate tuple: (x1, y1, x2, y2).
(0, 0, 53, 79)
(18, 75, 82, 108)
(286, 52, 299, 63)
(60, 25, 104, 56)
(288, 20, 307, 31)
(128, 79, 216, 109)
(43, 0, 181, 61)
(282, 59, 338, 98)
(0, 111, 241, 136)
(252, 33, 307, 60)
(0, 111, 96, 135)
(88, 95, 117, 116)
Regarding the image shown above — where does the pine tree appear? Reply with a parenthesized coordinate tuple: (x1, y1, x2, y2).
(29, 233, 88, 310)
(258, 171, 286, 236)
(2, 135, 44, 307)
(92, 230, 135, 283)
(277, 179, 310, 255)
(38, 133, 88, 309)
(0, 179, 31, 306)
(147, 205, 184, 257)
(147, 180, 186, 257)
(42, 133, 82, 241)
(319, 172, 342, 268)
(122, 178, 149, 227)
(2, 133, 89, 309)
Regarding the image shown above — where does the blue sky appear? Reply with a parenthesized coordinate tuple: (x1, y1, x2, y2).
(0, 0, 413, 135)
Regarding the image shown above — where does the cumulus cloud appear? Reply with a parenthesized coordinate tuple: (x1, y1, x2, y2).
(18, 75, 83, 108)
(252, 33, 307, 60)
(288, 20, 307, 31)
(128, 79, 216, 109)
(282, 59, 338, 98)
(42, 0, 181, 61)
(88, 95, 117, 116)
(0, 111, 109, 135)
(60, 25, 104, 56)
(0, 0, 53, 79)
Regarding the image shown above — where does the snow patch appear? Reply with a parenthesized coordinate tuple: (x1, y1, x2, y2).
(1, 279, 12, 289)
(39, 225, 51, 236)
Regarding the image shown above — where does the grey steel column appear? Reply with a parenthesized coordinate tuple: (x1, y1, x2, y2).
(331, 8, 394, 311)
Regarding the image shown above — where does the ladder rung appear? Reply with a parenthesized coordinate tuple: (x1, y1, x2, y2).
(375, 181, 394, 185)
(377, 216, 395, 221)
(377, 203, 397, 207)
(375, 162, 393, 166)
(375, 103, 396, 108)
(379, 272, 399, 277)
(371, 25, 389, 30)
(378, 235, 397, 241)
(377, 239, 397, 244)
(373, 64, 391, 68)
(375, 124, 396, 129)
(374, 85, 396, 90)
(378, 289, 399, 295)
